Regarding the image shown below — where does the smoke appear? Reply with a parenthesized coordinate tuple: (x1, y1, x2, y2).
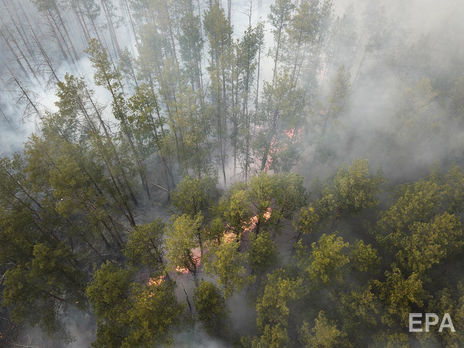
(2, 0, 464, 346)
(295, 0, 464, 183)
(172, 325, 230, 348)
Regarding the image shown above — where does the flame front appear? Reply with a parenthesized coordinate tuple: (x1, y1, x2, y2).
(175, 247, 201, 274)
(263, 207, 272, 221)
(148, 274, 166, 286)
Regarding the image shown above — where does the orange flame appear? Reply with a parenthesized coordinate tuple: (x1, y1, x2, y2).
(285, 128, 296, 139)
(264, 139, 277, 171)
(148, 275, 165, 286)
(241, 208, 272, 233)
(175, 247, 202, 274)
(243, 214, 259, 233)
(191, 247, 202, 267)
(222, 231, 237, 244)
(175, 266, 190, 274)
(263, 207, 272, 221)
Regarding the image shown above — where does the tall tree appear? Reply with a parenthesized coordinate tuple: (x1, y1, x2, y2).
(86, 39, 151, 200)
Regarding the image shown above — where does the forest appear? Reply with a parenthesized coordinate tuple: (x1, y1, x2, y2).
(1, 0, 464, 347)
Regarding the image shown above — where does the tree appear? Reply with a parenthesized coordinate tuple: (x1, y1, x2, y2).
(296, 159, 382, 237)
(124, 219, 166, 276)
(251, 323, 290, 348)
(204, 1, 233, 184)
(86, 262, 132, 325)
(299, 311, 350, 348)
(24, 130, 124, 253)
(233, 23, 263, 179)
(178, 1, 204, 95)
(193, 281, 227, 336)
(396, 212, 463, 275)
(248, 172, 307, 227)
(326, 66, 351, 119)
(122, 282, 183, 347)
(339, 286, 379, 342)
(330, 158, 382, 213)
(32, 0, 79, 64)
(286, 0, 332, 90)
(165, 214, 204, 277)
(256, 73, 306, 172)
(204, 239, 251, 297)
(86, 262, 183, 347)
(86, 39, 151, 200)
(253, 270, 302, 347)
(297, 233, 350, 284)
(268, 0, 294, 82)
(249, 231, 278, 275)
(374, 268, 425, 327)
(2, 243, 86, 335)
(219, 182, 252, 231)
(54, 73, 138, 227)
(171, 176, 218, 217)
(350, 240, 380, 273)
(128, 83, 173, 193)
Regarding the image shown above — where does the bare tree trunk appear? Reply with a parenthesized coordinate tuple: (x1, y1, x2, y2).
(0, 30, 28, 77)
(79, 91, 138, 226)
(121, 0, 140, 50)
(30, 28, 60, 84)
(100, 0, 121, 57)
(1, 25, 39, 82)
(45, 12, 72, 63)
(12, 75, 42, 119)
(53, 3, 80, 62)
(71, 4, 92, 44)
(84, 88, 139, 210)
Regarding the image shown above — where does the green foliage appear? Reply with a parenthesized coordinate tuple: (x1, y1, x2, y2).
(295, 203, 321, 235)
(340, 286, 379, 333)
(204, 239, 251, 298)
(2, 243, 85, 335)
(396, 212, 463, 274)
(2, 0, 464, 344)
(350, 240, 380, 273)
(253, 270, 302, 346)
(248, 172, 307, 223)
(251, 323, 290, 348)
(374, 268, 426, 327)
(171, 176, 218, 217)
(122, 282, 183, 347)
(165, 213, 203, 274)
(124, 219, 165, 274)
(219, 184, 252, 230)
(269, 0, 295, 39)
(327, 66, 351, 118)
(249, 231, 278, 274)
(86, 262, 182, 347)
(193, 281, 227, 336)
(329, 159, 383, 213)
(298, 233, 350, 284)
(86, 39, 122, 93)
(296, 159, 382, 237)
(127, 83, 169, 157)
(299, 311, 350, 348)
(86, 262, 132, 320)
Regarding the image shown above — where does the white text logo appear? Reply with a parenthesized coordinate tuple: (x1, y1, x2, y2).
(409, 313, 456, 333)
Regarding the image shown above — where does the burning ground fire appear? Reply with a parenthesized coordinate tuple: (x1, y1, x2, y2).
(147, 275, 165, 287)
(175, 247, 201, 274)
(264, 128, 302, 171)
(222, 231, 237, 244)
(285, 128, 296, 139)
(171, 209, 272, 275)
(284, 128, 302, 142)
